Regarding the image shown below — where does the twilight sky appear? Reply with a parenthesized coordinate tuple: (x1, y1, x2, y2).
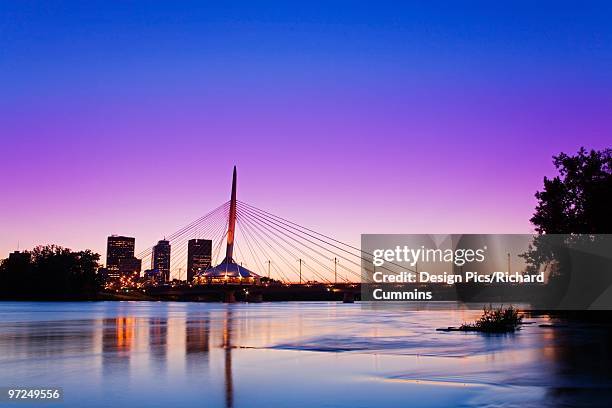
(1, 1, 611, 259)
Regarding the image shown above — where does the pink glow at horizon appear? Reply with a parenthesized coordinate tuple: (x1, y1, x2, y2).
(1, 2, 611, 260)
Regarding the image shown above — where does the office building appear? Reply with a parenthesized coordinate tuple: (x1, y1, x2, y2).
(152, 240, 171, 282)
(106, 235, 141, 280)
(187, 239, 212, 282)
(8, 250, 31, 264)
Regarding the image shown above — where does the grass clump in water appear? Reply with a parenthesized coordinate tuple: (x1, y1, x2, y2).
(460, 305, 523, 333)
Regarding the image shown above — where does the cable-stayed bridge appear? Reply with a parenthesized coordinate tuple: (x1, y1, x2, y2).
(136, 167, 368, 286)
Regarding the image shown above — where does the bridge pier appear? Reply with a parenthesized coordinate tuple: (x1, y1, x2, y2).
(342, 292, 355, 303)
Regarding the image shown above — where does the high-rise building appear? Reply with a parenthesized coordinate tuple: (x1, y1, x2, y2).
(8, 250, 31, 264)
(187, 239, 212, 282)
(122, 257, 142, 276)
(106, 235, 140, 280)
(6, 251, 31, 274)
(143, 268, 163, 285)
(152, 240, 171, 283)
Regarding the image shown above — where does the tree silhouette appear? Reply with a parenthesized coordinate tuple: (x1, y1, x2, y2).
(531, 147, 611, 234)
(0, 245, 101, 299)
(522, 147, 612, 301)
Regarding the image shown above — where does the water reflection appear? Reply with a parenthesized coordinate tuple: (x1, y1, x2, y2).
(185, 314, 210, 355)
(223, 309, 234, 408)
(1, 302, 612, 408)
(540, 321, 612, 406)
(149, 316, 167, 360)
(102, 317, 134, 374)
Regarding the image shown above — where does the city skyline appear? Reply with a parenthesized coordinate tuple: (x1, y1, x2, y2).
(2, 1, 612, 259)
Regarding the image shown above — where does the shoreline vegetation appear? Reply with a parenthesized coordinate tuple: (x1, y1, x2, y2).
(460, 305, 523, 332)
(437, 305, 524, 333)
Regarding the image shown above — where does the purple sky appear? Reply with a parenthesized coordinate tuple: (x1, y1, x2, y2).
(1, 1, 611, 260)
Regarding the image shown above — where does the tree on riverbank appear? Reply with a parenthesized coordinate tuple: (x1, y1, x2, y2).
(530, 147, 611, 235)
(0, 245, 101, 299)
(521, 148, 612, 305)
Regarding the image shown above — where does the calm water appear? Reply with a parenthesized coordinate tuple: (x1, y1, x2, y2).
(1, 302, 611, 408)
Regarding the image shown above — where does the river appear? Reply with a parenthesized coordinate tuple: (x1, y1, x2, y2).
(0, 301, 611, 407)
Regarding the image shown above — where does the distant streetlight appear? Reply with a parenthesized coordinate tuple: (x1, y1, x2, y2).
(334, 257, 340, 284)
(297, 259, 305, 284)
(265, 260, 272, 279)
